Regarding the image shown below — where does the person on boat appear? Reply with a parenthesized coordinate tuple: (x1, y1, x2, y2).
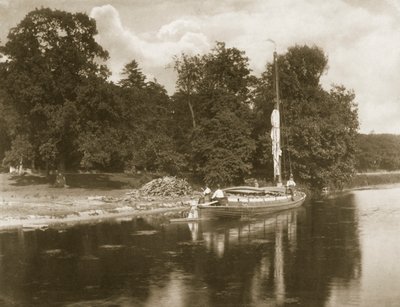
(286, 174, 296, 200)
(203, 186, 211, 202)
(198, 186, 211, 204)
(212, 185, 226, 206)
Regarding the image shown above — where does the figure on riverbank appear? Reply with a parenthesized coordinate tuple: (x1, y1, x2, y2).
(254, 179, 259, 188)
(54, 171, 67, 188)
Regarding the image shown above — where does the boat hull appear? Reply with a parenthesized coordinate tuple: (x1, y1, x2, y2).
(198, 191, 306, 219)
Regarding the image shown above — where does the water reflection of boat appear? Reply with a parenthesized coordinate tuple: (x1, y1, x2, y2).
(190, 208, 301, 305)
(189, 208, 302, 253)
(198, 50, 306, 219)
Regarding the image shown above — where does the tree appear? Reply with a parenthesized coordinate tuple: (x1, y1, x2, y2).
(102, 61, 185, 173)
(0, 89, 13, 167)
(173, 42, 256, 185)
(118, 60, 146, 89)
(174, 54, 203, 129)
(255, 45, 359, 190)
(0, 8, 109, 173)
(356, 134, 400, 171)
(2, 135, 33, 173)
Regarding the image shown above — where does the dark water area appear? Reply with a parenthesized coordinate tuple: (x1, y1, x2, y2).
(1, 187, 400, 306)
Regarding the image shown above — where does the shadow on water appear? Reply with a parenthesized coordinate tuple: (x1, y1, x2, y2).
(0, 195, 362, 306)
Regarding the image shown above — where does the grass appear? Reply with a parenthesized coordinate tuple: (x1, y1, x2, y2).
(7, 172, 160, 190)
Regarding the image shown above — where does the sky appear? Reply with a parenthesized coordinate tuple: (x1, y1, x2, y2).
(1, 0, 400, 134)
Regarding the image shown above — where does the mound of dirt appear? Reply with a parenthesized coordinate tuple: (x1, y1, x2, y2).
(139, 176, 193, 197)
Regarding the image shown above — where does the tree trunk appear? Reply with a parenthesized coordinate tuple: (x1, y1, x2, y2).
(58, 152, 66, 172)
(187, 96, 196, 129)
(54, 153, 66, 187)
(31, 158, 35, 172)
(18, 158, 23, 175)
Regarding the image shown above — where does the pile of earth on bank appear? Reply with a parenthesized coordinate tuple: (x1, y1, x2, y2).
(129, 176, 193, 198)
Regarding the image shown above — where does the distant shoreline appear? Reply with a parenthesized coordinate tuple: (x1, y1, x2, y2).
(346, 171, 400, 189)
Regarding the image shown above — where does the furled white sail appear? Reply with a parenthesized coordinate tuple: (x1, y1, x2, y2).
(271, 109, 281, 178)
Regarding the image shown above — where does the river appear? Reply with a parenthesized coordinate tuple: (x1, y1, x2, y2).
(1, 186, 400, 306)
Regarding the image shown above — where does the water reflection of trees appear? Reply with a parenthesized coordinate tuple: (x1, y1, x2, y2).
(285, 194, 362, 306)
(0, 216, 185, 305)
(0, 196, 361, 306)
(175, 195, 361, 306)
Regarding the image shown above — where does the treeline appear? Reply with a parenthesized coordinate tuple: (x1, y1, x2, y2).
(0, 8, 359, 190)
(356, 134, 400, 171)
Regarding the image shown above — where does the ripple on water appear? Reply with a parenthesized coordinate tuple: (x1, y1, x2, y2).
(80, 255, 99, 261)
(131, 230, 158, 236)
(99, 245, 125, 250)
(177, 240, 205, 246)
(42, 249, 63, 256)
(251, 239, 271, 244)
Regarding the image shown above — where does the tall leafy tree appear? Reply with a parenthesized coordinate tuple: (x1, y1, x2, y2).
(0, 8, 109, 172)
(174, 53, 204, 129)
(255, 45, 359, 190)
(74, 77, 125, 170)
(173, 42, 256, 185)
(115, 61, 184, 173)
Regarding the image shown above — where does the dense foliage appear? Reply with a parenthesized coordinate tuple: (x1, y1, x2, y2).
(356, 134, 400, 171)
(0, 8, 362, 190)
(0, 8, 109, 171)
(254, 46, 359, 190)
(0, 9, 175, 174)
(173, 43, 256, 185)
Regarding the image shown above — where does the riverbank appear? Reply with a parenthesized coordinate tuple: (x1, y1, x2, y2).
(0, 173, 195, 230)
(2, 171, 400, 231)
(347, 171, 400, 189)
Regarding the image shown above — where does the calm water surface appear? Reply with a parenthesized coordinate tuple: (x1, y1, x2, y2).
(1, 186, 400, 306)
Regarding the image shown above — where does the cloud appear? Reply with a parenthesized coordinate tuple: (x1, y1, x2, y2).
(157, 18, 201, 41)
(0, 0, 10, 7)
(90, 5, 209, 82)
(90, 1, 400, 133)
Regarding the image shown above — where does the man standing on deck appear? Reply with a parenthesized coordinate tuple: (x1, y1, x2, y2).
(286, 174, 296, 200)
(212, 184, 226, 205)
(203, 186, 211, 202)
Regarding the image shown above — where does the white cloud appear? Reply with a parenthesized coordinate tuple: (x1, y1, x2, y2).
(157, 18, 201, 41)
(90, 5, 210, 83)
(90, 1, 400, 133)
(0, 0, 10, 7)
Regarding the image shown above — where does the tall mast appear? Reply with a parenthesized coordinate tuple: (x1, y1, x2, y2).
(274, 51, 280, 110)
(272, 51, 282, 186)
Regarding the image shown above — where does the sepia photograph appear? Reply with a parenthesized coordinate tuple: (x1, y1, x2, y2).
(1, 0, 400, 306)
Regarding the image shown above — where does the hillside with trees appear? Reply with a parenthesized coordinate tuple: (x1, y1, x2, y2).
(1, 8, 360, 191)
(356, 134, 400, 171)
